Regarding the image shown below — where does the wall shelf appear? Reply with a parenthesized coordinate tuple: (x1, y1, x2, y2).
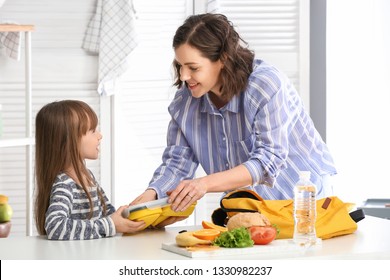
(0, 24, 35, 236)
(0, 137, 35, 148)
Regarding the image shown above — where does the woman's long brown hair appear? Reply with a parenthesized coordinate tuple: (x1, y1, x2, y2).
(172, 13, 255, 101)
(34, 100, 106, 235)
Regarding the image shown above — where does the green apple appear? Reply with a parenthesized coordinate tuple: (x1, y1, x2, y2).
(0, 203, 13, 223)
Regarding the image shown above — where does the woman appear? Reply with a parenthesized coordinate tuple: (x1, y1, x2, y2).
(131, 13, 336, 226)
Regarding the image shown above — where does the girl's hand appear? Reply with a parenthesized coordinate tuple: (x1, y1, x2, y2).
(168, 177, 207, 212)
(153, 216, 188, 229)
(111, 205, 146, 234)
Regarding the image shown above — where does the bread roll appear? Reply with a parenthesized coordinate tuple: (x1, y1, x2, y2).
(227, 212, 271, 230)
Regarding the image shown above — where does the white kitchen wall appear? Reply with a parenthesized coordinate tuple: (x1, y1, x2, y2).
(327, 0, 390, 204)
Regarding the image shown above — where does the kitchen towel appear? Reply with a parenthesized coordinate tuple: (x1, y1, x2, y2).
(82, 0, 138, 96)
(0, 22, 21, 60)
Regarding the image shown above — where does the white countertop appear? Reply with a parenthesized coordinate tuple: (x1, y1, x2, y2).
(1, 215, 390, 260)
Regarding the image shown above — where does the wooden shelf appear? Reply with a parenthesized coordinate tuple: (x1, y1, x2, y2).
(0, 137, 35, 148)
(0, 24, 34, 32)
(1, 24, 35, 236)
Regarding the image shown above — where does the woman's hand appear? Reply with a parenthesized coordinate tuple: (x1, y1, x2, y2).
(168, 166, 253, 212)
(168, 177, 208, 212)
(111, 205, 146, 234)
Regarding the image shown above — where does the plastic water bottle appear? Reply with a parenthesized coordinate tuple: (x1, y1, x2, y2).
(293, 171, 317, 246)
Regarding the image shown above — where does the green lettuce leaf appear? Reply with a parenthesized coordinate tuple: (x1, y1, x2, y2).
(213, 227, 254, 248)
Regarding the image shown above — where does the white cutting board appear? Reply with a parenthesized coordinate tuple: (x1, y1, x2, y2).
(162, 239, 321, 258)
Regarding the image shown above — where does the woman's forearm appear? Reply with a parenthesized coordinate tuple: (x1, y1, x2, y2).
(203, 164, 253, 193)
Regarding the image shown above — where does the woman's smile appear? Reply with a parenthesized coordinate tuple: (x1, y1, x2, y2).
(187, 82, 198, 89)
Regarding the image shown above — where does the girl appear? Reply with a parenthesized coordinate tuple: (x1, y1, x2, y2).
(34, 100, 145, 240)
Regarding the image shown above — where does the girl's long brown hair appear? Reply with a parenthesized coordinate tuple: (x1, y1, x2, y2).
(34, 100, 106, 235)
(172, 13, 255, 101)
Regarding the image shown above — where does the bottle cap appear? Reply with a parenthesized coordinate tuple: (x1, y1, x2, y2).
(299, 171, 311, 180)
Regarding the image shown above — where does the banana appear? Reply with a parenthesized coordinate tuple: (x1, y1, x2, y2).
(175, 231, 212, 247)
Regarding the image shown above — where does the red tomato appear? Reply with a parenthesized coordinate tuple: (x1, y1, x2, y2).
(249, 226, 277, 245)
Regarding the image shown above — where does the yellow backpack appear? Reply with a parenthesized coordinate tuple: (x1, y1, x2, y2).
(211, 189, 365, 239)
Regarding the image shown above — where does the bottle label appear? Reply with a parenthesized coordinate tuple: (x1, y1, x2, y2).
(294, 185, 316, 237)
(295, 185, 316, 192)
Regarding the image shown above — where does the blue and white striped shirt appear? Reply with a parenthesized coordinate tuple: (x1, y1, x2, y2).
(149, 59, 336, 200)
(45, 172, 116, 240)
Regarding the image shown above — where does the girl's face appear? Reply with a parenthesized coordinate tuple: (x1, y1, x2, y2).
(175, 43, 224, 98)
(80, 127, 102, 160)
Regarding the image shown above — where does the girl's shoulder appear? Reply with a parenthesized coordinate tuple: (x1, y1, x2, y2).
(53, 172, 94, 190)
(51, 173, 78, 197)
(54, 172, 75, 185)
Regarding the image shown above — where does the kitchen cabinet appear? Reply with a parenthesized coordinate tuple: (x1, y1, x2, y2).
(0, 24, 35, 236)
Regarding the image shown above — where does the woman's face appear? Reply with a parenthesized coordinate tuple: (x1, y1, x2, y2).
(175, 43, 224, 98)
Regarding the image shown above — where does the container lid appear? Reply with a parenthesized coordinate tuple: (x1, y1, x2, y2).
(299, 171, 311, 180)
